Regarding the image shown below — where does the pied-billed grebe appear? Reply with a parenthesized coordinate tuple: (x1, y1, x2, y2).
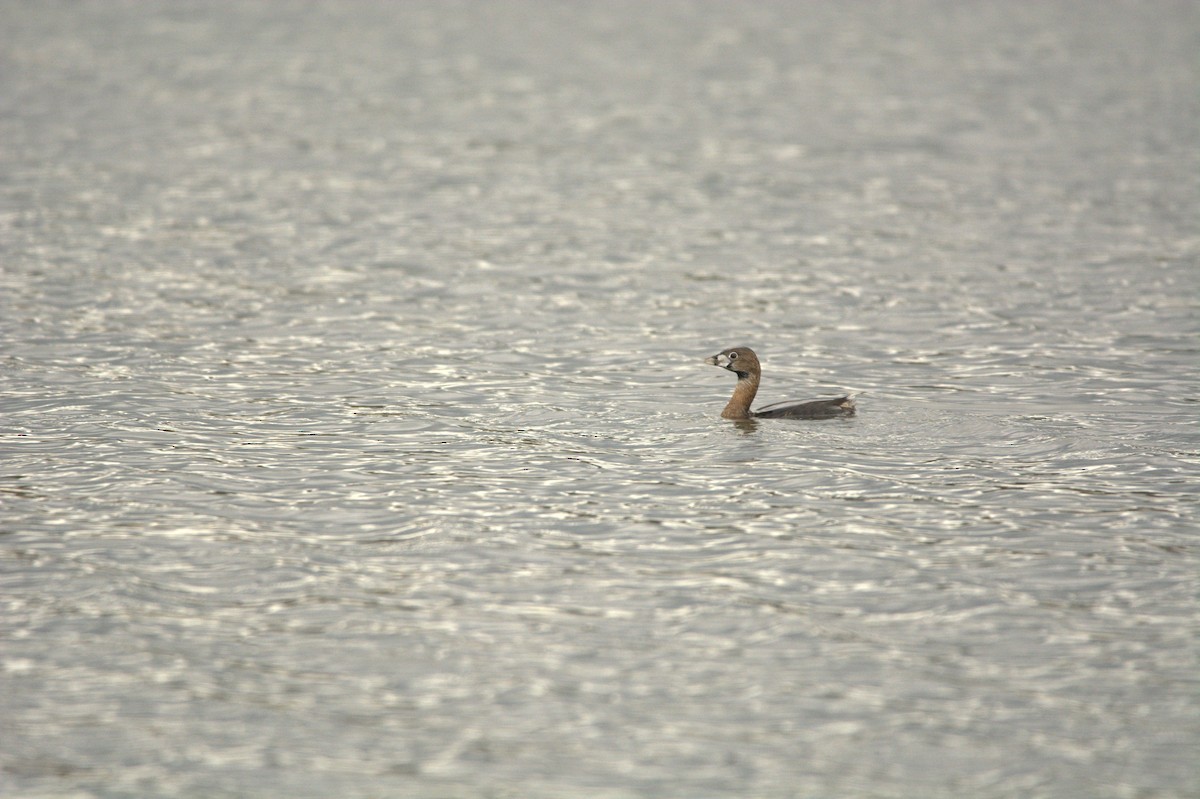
(706, 346, 856, 420)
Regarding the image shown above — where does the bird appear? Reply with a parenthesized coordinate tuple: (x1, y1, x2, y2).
(705, 346, 856, 420)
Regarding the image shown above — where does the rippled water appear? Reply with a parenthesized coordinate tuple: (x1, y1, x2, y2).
(3, 2, 1198, 798)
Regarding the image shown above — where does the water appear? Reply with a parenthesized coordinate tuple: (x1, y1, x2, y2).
(2, 2, 1198, 797)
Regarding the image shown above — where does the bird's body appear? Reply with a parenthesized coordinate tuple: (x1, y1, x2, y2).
(705, 346, 855, 420)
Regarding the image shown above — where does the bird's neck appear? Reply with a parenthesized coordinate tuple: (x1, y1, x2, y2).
(721, 374, 759, 419)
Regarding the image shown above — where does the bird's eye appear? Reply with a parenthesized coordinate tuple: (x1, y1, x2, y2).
(728, 352, 738, 360)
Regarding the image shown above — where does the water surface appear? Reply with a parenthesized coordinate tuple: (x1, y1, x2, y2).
(2, 2, 1198, 797)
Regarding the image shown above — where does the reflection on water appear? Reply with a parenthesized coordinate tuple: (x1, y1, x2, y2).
(2, 1, 1198, 798)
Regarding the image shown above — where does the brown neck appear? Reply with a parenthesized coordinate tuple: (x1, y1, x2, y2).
(721, 374, 760, 419)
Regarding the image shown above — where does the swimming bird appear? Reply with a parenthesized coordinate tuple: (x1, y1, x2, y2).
(706, 346, 856, 420)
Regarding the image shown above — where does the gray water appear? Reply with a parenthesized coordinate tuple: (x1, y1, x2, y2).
(2, 2, 1198, 797)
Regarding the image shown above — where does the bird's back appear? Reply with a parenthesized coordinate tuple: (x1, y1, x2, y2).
(753, 396, 856, 419)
